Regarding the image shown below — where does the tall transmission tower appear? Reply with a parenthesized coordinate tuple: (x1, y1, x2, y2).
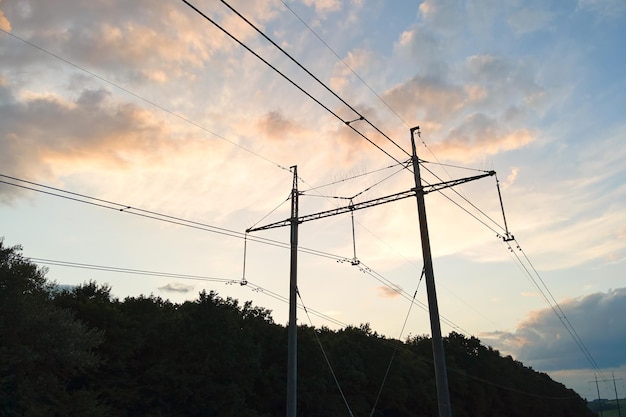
(247, 128, 496, 417)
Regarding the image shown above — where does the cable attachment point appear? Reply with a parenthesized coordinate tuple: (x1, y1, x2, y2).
(345, 116, 364, 125)
(241, 232, 249, 286)
(348, 199, 360, 266)
(502, 233, 515, 242)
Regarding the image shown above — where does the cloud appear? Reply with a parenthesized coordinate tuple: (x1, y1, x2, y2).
(481, 288, 626, 371)
(383, 74, 465, 123)
(578, 0, 626, 18)
(418, 0, 465, 37)
(330, 48, 374, 92)
(302, 0, 342, 15)
(0, 84, 176, 201)
(501, 167, 519, 189)
(158, 282, 195, 294)
(0, 0, 274, 84)
(0, 4, 10, 31)
(433, 114, 536, 160)
(507, 8, 556, 36)
(256, 110, 298, 141)
(373, 51, 545, 163)
(377, 284, 403, 298)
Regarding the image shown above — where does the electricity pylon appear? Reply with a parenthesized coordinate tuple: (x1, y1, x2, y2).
(247, 128, 496, 417)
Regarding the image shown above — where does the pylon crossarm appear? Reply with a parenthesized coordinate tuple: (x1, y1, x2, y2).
(422, 171, 495, 195)
(247, 189, 417, 233)
(246, 171, 495, 234)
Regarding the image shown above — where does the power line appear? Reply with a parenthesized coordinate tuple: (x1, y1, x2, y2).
(301, 161, 408, 193)
(2, 173, 465, 329)
(0, 27, 291, 173)
(303, 161, 409, 202)
(279, 0, 412, 131)
(181, 0, 409, 166)
(277, 0, 491, 203)
(419, 162, 607, 381)
(33, 255, 579, 401)
(2, 13, 504, 343)
(420, 163, 507, 236)
(298, 289, 355, 416)
(270, 7, 556, 347)
(219, 0, 410, 158)
(504, 238, 608, 381)
(3, 5, 600, 397)
(32, 256, 348, 328)
(0, 174, 345, 262)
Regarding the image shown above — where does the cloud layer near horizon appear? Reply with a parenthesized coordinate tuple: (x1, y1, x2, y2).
(481, 287, 626, 371)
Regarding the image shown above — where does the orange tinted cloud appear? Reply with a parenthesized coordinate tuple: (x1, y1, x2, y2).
(0, 7, 10, 31)
(377, 284, 403, 298)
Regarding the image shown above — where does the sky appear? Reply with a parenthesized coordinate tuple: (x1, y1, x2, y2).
(1, 0, 625, 401)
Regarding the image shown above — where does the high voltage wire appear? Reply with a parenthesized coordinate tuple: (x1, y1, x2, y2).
(31, 257, 347, 328)
(3, 6, 605, 389)
(420, 166, 608, 381)
(276, 0, 491, 209)
(297, 289, 355, 416)
(0, 174, 342, 262)
(417, 163, 607, 379)
(503, 239, 609, 382)
(0, 27, 291, 173)
(2, 5, 507, 336)
(302, 161, 409, 193)
(0, 174, 470, 334)
(32, 255, 580, 401)
(182, 0, 409, 166)
(1, 3, 513, 251)
(271, 1, 511, 244)
(217, 0, 410, 159)
(279, 0, 412, 133)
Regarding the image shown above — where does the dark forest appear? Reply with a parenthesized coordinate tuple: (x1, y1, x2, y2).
(1, 240, 594, 416)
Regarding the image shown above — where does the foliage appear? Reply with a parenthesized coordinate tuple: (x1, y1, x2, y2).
(0, 238, 595, 417)
(0, 239, 106, 416)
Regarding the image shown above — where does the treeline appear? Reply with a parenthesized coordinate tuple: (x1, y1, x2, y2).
(1, 240, 594, 416)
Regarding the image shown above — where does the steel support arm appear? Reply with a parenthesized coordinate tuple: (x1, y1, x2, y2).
(246, 170, 495, 233)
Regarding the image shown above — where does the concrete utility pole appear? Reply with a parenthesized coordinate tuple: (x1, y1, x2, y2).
(410, 127, 453, 417)
(287, 165, 299, 417)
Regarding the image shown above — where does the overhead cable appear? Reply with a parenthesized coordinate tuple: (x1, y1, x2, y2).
(181, 0, 408, 166)
(0, 27, 290, 173)
(505, 239, 607, 381)
(218, 0, 410, 158)
(32, 256, 348, 328)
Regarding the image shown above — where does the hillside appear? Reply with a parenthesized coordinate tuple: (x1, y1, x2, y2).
(1, 240, 594, 417)
(588, 398, 625, 417)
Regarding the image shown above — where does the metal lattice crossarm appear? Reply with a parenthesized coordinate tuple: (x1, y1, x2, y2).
(246, 170, 495, 233)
